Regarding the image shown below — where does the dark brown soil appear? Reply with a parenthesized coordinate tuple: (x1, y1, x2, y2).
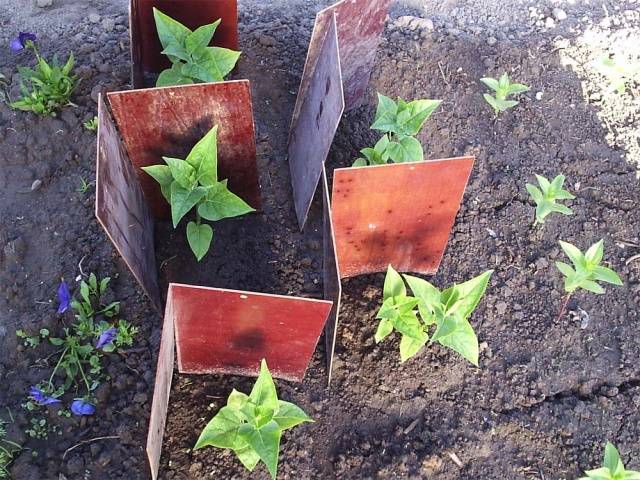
(1, 1, 639, 480)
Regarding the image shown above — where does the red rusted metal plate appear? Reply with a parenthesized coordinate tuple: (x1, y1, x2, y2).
(95, 95, 162, 312)
(291, 0, 390, 124)
(288, 13, 344, 230)
(332, 157, 475, 278)
(169, 283, 333, 382)
(322, 166, 342, 384)
(146, 296, 175, 480)
(130, 0, 238, 88)
(107, 80, 260, 220)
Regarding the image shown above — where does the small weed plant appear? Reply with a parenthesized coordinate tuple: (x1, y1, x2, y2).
(83, 116, 98, 132)
(555, 240, 623, 320)
(153, 9, 240, 87)
(594, 55, 640, 95)
(579, 442, 640, 480)
(0, 416, 22, 478)
(525, 173, 574, 226)
(480, 73, 529, 116)
(21, 273, 137, 433)
(142, 125, 254, 261)
(76, 176, 93, 194)
(353, 93, 441, 166)
(375, 265, 492, 364)
(9, 32, 77, 115)
(195, 360, 312, 479)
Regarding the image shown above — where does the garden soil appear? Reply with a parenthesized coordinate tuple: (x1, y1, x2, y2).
(0, 0, 639, 479)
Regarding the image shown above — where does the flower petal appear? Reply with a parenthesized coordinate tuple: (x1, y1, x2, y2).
(57, 280, 71, 314)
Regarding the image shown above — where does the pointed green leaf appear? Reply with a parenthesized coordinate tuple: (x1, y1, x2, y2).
(383, 265, 406, 300)
(386, 135, 423, 163)
(185, 20, 220, 54)
(142, 164, 173, 203)
(182, 46, 240, 82)
(507, 83, 530, 95)
(249, 360, 278, 411)
(480, 77, 499, 91)
(446, 270, 493, 320)
(234, 444, 261, 471)
(273, 400, 313, 430)
(549, 203, 573, 215)
(240, 421, 282, 480)
(526, 183, 543, 203)
(581, 280, 605, 294)
(352, 157, 368, 167)
(227, 389, 249, 409)
(559, 241, 585, 268)
(197, 181, 254, 221)
(555, 261, 575, 278)
(375, 317, 394, 343)
(399, 331, 428, 362)
(603, 442, 621, 473)
(153, 8, 192, 50)
(585, 240, 604, 265)
(170, 183, 207, 227)
(432, 315, 479, 366)
(156, 64, 194, 87)
(160, 42, 191, 63)
(373, 93, 397, 123)
(186, 221, 213, 261)
(194, 405, 244, 450)
(164, 157, 196, 189)
(185, 125, 218, 185)
(592, 266, 623, 286)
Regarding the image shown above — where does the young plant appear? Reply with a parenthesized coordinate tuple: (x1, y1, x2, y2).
(142, 125, 254, 261)
(555, 240, 623, 320)
(83, 116, 98, 132)
(594, 55, 640, 95)
(0, 417, 22, 478)
(76, 176, 93, 194)
(153, 9, 240, 87)
(353, 93, 441, 166)
(9, 32, 77, 115)
(525, 173, 575, 226)
(480, 73, 529, 116)
(194, 360, 312, 479)
(579, 442, 640, 480)
(16, 328, 49, 348)
(376, 265, 493, 364)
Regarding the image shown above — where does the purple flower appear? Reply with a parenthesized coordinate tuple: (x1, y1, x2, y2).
(96, 327, 117, 349)
(57, 280, 71, 314)
(71, 399, 95, 416)
(29, 386, 61, 406)
(9, 32, 36, 52)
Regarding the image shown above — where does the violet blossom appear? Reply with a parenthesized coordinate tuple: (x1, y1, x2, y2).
(71, 399, 95, 416)
(57, 280, 71, 314)
(9, 32, 36, 52)
(96, 327, 117, 350)
(29, 386, 61, 405)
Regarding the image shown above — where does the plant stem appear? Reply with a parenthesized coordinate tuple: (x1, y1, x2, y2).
(74, 353, 92, 394)
(48, 346, 69, 389)
(556, 293, 572, 322)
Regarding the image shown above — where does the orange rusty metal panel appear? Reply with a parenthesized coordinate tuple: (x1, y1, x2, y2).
(291, 0, 390, 124)
(130, 0, 238, 88)
(169, 284, 334, 382)
(288, 14, 344, 230)
(332, 157, 475, 278)
(107, 81, 261, 220)
(322, 166, 342, 384)
(95, 95, 162, 311)
(146, 295, 175, 480)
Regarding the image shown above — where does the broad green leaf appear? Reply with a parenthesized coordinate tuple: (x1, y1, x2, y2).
(255, 405, 276, 428)
(186, 221, 213, 261)
(153, 8, 192, 50)
(592, 266, 623, 286)
(383, 265, 406, 300)
(535, 174, 551, 192)
(386, 135, 423, 163)
(603, 442, 621, 474)
(182, 47, 240, 82)
(234, 444, 261, 471)
(507, 83, 530, 95)
(142, 164, 173, 203)
(581, 280, 605, 294)
(373, 133, 390, 154)
(395, 99, 441, 136)
(432, 315, 479, 366)
(194, 405, 244, 450)
(185, 20, 220, 54)
(559, 241, 585, 268)
(170, 183, 207, 227)
(555, 261, 575, 278)
(185, 125, 218, 185)
(480, 77, 499, 91)
(394, 311, 426, 340)
(581, 467, 614, 479)
(228, 389, 249, 409)
(161, 43, 191, 63)
(164, 157, 196, 189)
(375, 317, 394, 343)
(399, 331, 428, 362)
(549, 173, 565, 192)
(197, 181, 255, 221)
(156, 64, 195, 87)
(62, 53, 75, 76)
(525, 184, 543, 203)
(273, 400, 313, 430)
(549, 203, 573, 215)
(585, 240, 604, 265)
(495, 98, 519, 111)
(374, 93, 397, 123)
(483, 93, 500, 112)
(352, 158, 368, 167)
(249, 360, 279, 411)
(239, 421, 282, 480)
(403, 274, 441, 325)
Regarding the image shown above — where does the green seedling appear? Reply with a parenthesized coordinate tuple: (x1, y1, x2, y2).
(579, 442, 640, 480)
(0, 416, 22, 478)
(594, 55, 640, 95)
(16, 328, 49, 348)
(525, 174, 575, 226)
(555, 240, 623, 320)
(76, 176, 93, 194)
(153, 9, 240, 87)
(353, 93, 441, 166)
(480, 73, 529, 116)
(83, 116, 98, 132)
(142, 125, 254, 261)
(194, 359, 312, 479)
(11, 39, 77, 115)
(375, 265, 493, 365)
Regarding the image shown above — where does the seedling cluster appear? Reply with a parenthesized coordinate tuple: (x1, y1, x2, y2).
(580, 442, 640, 480)
(480, 73, 529, 116)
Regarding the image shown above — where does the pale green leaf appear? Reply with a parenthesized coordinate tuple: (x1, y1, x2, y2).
(186, 221, 213, 261)
(273, 400, 312, 430)
(142, 164, 173, 203)
(526, 183, 543, 203)
(447, 270, 493, 320)
(239, 421, 281, 480)
(164, 157, 196, 189)
(197, 181, 254, 221)
(386, 135, 423, 163)
(399, 331, 428, 362)
(375, 317, 394, 343)
(585, 240, 604, 265)
(559, 241, 585, 268)
(555, 261, 575, 278)
(153, 8, 192, 50)
(592, 266, 623, 286)
(234, 444, 261, 471)
(185, 125, 218, 185)
(383, 265, 406, 300)
(581, 280, 605, 294)
(249, 360, 278, 411)
(185, 20, 220, 54)
(352, 157, 368, 167)
(170, 183, 207, 227)
(480, 77, 499, 91)
(432, 315, 479, 366)
(194, 405, 244, 450)
(156, 64, 195, 87)
(227, 389, 249, 409)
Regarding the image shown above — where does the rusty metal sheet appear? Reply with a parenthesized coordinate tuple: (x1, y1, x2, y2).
(130, 0, 238, 88)
(288, 14, 344, 230)
(322, 165, 342, 384)
(332, 156, 475, 278)
(291, 0, 390, 125)
(107, 80, 260, 220)
(95, 95, 162, 311)
(146, 295, 175, 480)
(169, 283, 333, 382)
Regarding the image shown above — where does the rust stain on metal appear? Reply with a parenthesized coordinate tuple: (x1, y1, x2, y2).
(169, 283, 333, 382)
(288, 14, 344, 229)
(291, 0, 390, 124)
(95, 95, 162, 311)
(107, 80, 261, 220)
(322, 165, 342, 384)
(331, 156, 475, 278)
(146, 292, 175, 480)
(130, 0, 238, 88)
